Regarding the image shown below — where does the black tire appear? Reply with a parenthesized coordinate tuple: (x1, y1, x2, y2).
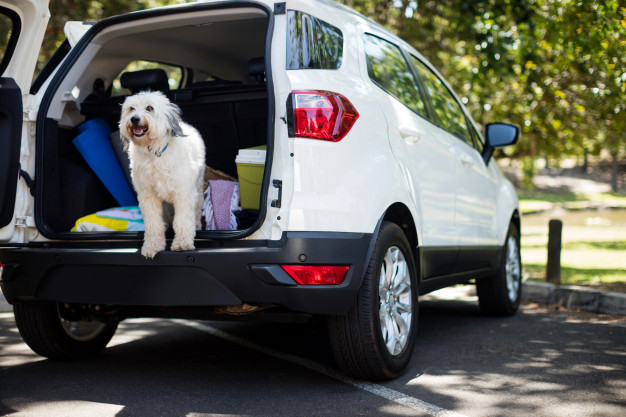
(476, 222, 522, 316)
(13, 301, 118, 360)
(328, 221, 418, 381)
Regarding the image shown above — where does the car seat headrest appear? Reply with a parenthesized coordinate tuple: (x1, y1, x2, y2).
(247, 57, 265, 83)
(120, 69, 170, 94)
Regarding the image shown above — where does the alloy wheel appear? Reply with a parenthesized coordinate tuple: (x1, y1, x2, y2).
(505, 236, 521, 303)
(378, 246, 413, 356)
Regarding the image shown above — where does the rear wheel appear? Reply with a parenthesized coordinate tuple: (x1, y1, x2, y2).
(14, 301, 118, 360)
(476, 222, 522, 316)
(328, 221, 418, 380)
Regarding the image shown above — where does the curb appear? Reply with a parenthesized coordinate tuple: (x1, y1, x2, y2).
(521, 281, 626, 315)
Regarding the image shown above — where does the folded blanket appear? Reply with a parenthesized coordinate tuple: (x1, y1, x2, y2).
(71, 206, 144, 232)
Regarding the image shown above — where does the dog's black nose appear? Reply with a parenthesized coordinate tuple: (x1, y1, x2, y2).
(131, 115, 140, 125)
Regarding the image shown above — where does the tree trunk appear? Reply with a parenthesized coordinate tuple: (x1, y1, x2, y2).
(611, 150, 618, 193)
(546, 219, 562, 286)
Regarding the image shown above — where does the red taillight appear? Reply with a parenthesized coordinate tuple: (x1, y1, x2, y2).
(288, 90, 359, 142)
(282, 265, 349, 285)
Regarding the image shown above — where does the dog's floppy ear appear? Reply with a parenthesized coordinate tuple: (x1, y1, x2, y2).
(120, 135, 130, 152)
(166, 102, 185, 137)
(118, 123, 131, 151)
(118, 100, 132, 150)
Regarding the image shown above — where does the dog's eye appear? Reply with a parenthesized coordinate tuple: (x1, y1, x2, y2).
(146, 106, 153, 112)
(129, 107, 135, 112)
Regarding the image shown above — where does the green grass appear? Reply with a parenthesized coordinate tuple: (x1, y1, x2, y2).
(523, 264, 626, 292)
(521, 240, 626, 251)
(519, 190, 626, 214)
(518, 190, 579, 204)
(519, 190, 626, 291)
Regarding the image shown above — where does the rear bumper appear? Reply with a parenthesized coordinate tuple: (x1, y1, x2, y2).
(0, 232, 372, 315)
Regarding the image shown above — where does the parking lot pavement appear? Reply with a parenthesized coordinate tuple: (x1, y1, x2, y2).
(1, 293, 625, 417)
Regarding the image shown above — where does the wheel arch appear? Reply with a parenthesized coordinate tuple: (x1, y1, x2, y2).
(362, 203, 419, 287)
(382, 202, 418, 251)
(511, 209, 521, 236)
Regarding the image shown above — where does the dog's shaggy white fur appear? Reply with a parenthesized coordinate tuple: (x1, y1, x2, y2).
(119, 91, 206, 259)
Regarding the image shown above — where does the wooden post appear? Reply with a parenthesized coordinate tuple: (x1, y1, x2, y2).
(546, 219, 562, 285)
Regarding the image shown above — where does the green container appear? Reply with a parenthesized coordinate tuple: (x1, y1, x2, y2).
(235, 145, 266, 210)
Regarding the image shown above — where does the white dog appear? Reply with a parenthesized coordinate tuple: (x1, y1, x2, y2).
(119, 91, 206, 259)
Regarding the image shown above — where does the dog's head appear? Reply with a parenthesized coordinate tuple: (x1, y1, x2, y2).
(119, 90, 184, 151)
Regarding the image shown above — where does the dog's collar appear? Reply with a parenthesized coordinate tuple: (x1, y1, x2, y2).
(155, 142, 169, 157)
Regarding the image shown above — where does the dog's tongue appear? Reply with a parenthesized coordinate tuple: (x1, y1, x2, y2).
(133, 127, 145, 135)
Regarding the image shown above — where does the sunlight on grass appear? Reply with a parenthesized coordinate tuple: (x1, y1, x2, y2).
(520, 205, 626, 289)
(582, 193, 626, 206)
(519, 191, 626, 214)
(522, 247, 626, 270)
(524, 264, 625, 287)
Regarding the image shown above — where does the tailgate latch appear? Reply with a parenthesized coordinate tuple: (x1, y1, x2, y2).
(271, 179, 282, 208)
(15, 216, 36, 228)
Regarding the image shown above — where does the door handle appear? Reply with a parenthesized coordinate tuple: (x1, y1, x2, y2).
(460, 153, 474, 167)
(399, 126, 421, 144)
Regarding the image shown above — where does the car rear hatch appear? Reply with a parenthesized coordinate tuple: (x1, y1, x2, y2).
(31, 1, 276, 243)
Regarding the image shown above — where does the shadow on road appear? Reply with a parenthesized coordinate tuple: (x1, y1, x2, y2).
(1, 296, 624, 417)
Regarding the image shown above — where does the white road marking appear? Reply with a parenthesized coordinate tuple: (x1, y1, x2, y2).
(176, 319, 468, 417)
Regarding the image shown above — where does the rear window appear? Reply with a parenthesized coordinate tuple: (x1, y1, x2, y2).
(410, 56, 472, 145)
(286, 10, 343, 70)
(111, 60, 183, 96)
(364, 34, 427, 118)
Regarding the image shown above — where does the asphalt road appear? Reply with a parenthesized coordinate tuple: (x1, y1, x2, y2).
(1, 292, 625, 417)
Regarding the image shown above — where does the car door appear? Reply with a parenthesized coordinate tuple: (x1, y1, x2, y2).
(408, 55, 499, 254)
(0, 0, 49, 239)
(362, 32, 460, 277)
(453, 123, 499, 247)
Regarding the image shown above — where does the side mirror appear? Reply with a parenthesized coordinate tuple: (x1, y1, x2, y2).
(482, 122, 520, 164)
(486, 123, 520, 147)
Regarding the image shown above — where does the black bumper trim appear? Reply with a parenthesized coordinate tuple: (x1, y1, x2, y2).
(0, 232, 372, 315)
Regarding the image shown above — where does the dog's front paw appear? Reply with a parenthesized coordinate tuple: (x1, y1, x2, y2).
(141, 241, 166, 259)
(171, 238, 195, 252)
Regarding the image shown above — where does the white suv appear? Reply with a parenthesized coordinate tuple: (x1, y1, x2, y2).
(0, 0, 521, 380)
